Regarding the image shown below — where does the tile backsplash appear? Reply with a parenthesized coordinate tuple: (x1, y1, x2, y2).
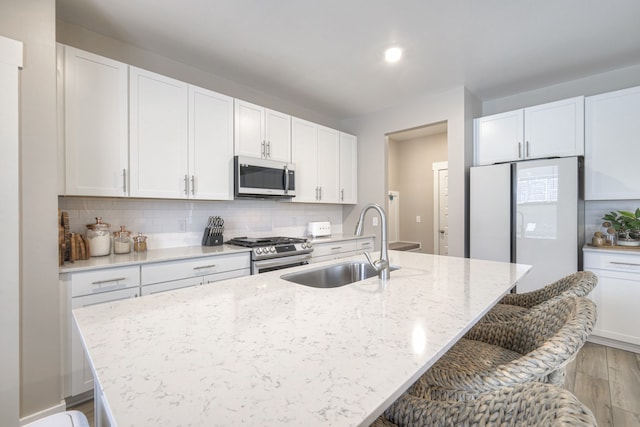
(585, 199, 640, 237)
(58, 197, 343, 249)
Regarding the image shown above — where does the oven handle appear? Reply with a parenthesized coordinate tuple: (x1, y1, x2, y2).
(254, 253, 312, 270)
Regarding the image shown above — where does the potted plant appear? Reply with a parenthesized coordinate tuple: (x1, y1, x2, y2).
(603, 209, 640, 241)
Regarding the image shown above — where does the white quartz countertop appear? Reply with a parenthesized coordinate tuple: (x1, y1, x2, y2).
(73, 251, 530, 426)
(59, 244, 252, 273)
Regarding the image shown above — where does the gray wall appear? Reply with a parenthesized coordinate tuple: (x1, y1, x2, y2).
(0, 0, 61, 420)
(341, 87, 481, 258)
(388, 133, 448, 253)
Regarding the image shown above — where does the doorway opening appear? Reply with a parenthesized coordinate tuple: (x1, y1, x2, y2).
(387, 121, 448, 254)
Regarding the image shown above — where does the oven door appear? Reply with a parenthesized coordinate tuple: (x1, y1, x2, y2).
(252, 253, 312, 274)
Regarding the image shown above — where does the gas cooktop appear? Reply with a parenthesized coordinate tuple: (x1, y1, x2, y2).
(226, 236, 307, 248)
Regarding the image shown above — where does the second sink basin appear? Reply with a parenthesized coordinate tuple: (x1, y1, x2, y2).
(281, 261, 399, 288)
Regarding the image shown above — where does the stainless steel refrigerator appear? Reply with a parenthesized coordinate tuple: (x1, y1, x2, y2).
(470, 156, 583, 293)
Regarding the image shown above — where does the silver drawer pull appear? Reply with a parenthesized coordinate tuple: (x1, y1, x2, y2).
(610, 261, 640, 267)
(91, 277, 126, 285)
(331, 246, 342, 250)
(361, 243, 372, 247)
(193, 264, 216, 270)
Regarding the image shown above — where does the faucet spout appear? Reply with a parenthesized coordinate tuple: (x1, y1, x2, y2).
(355, 203, 390, 280)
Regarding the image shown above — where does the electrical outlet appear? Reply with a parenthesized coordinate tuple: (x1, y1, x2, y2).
(416, 216, 421, 223)
(372, 217, 379, 227)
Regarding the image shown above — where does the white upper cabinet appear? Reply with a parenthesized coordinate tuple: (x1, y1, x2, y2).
(62, 45, 129, 196)
(291, 118, 318, 203)
(234, 100, 291, 162)
(189, 86, 234, 200)
(474, 109, 524, 166)
(524, 96, 584, 159)
(339, 132, 358, 204)
(316, 126, 340, 203)
(585, 86, 640, 200)
(129, 67, 189, 198)
(291, 118, 341, 204)
(474, 96, 584, 166)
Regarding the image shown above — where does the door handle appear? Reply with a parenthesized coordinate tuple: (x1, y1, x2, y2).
(191, 175, 195, 195)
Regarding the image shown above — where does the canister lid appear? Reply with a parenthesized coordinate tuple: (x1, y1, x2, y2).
(113, 225, 131, 237)
(86, 216, 110, 230)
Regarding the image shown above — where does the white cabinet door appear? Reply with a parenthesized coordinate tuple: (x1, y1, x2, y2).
(585, 86, 640, 200)
(130, 67, 189, 198)
(234, 99, 265, 159)
(265, 109, 291, 162)
(234, 100, 291, 162)
(474, 109, 523, 166)
(317, 126, 340, 203)
(63, 46, 129, 196)
(585, 250, 640, 349)
(524, 96, 584, 159)
(291, 118, 319, 203)
(189, 86, 234, 200)
(339, 132, 358, 204)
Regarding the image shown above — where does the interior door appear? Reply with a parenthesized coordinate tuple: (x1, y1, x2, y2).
(436, 167, 449, 255)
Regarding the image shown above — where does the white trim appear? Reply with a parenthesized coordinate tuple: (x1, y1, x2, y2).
(588, 336, 640, 354)
(19, 401, 67, 426)
(432, 162, 448, 255)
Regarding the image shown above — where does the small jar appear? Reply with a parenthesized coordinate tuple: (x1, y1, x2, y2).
(133, 232, 148, 253)
(113, 226, 132, 254)
(86, 217, 111, 256)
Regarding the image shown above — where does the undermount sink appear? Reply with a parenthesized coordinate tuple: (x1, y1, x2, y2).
(281, 261, 399, 288)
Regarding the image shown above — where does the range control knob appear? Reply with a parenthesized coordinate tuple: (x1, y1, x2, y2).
(255, 248, 262, 255)
(269, 246, 276, 253)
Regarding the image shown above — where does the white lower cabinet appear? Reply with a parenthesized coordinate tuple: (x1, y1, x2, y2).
(140, 252, 250, 295)
(311, 237, 375, 264)
(63, 265, 140, 397)
(584, 250, 640, 351)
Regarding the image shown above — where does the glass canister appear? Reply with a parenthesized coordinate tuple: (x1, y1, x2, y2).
(113, 226, 132, 254)
(133, 232, 148, 253)
(86, 217, 111, 256)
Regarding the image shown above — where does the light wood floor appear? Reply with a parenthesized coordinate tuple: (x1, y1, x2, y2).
(69, 342, 640, 427)
(564, 342, 640, 426)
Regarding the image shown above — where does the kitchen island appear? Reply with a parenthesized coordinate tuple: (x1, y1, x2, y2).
(73, 251, 530, 426)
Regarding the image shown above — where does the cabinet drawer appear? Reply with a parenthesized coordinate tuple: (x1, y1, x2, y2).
(141, 253, 250, 285)
(584, 251, 640, 273)
(69, 265, 140, 297)
(140, 277, 202, 296)
(202, 268, 250, 285)
(357, 238, 375, 251)
(312, 241, 357, 258)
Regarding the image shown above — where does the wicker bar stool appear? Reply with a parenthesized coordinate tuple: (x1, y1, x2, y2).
(412, 296, 596, 401)
(376, 382, 596, 427)
(483, 271, 597, 323)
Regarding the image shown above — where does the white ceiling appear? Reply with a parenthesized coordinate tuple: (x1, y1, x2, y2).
(56, 0, 640, 120)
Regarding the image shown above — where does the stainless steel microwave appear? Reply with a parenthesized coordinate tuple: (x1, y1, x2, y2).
(234, 156, 296, 199)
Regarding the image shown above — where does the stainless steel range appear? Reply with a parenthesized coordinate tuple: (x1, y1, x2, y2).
(226, 236, 313, 274)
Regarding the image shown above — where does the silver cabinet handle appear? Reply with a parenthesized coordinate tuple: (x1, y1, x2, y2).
(193, 264, 217, 270)
(91, 277, 127, 285)
(318, 187, 322, 200)
(190, 175, 195, 195)
(122, 169, 127, 193)
(610, 261, 640, 267)
(184, 174, 189, 195)
(525, 141, 530, 158)
(331, 246, 342, 250)
(261, 141, 266, 157)
(341, 189, 344, 201)
(315, 187, 319, 200)
(518, 142, 522, 158)
(267, 141, 271, 158)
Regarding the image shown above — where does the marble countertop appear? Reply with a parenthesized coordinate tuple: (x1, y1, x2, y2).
(73, 251, 530, 426)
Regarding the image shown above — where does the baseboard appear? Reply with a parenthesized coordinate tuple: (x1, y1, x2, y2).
(588, 336, 640, 354)
(19, 400, 66, 426)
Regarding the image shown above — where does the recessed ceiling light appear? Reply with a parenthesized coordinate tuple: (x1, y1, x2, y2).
(385, 47, 402, 63)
